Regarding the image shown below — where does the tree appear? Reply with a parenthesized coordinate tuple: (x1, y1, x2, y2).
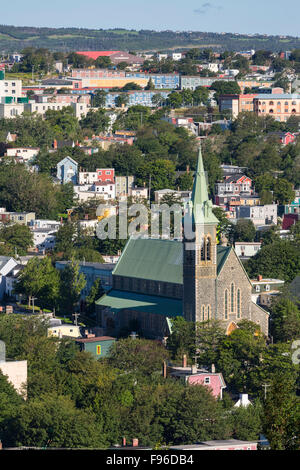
(262, 372, 300, 450)
(245, 240, 300, 283)
(92, 89, 107, 108)
(230, 400, 263, 441)
(166, 317, 196, 362)
(273, 178, 295, 204)
(80, 109, 110, 134)
(176, 172, 194, 191)
(121, 82, 142, 91)
(233, 219, 256, 243)
(0, 224, 33, 255)
(166, 92, 183, 109)
(6, 394, 107, 448)
(95, 56, 112, 69)
(270, 295, 300, 343)
(85, 278, 105, 317)
(14, 256, 60, 310)
(107, 338, 169, 376)
(171, 385, 231, 444)
(58, 258, 86, 316)
(210, 81, 241, 103)
(115, 94, 129, 108)
(145, 78, 155, 90)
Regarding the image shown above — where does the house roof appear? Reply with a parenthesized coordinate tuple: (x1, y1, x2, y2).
(112, 237, 231, 284)
(76, 336, 116, 343)
(76, 51, 121, 60)
(96, 289, 183, 317)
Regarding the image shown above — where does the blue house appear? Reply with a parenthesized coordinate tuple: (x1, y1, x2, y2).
(57, 156, 78, 184)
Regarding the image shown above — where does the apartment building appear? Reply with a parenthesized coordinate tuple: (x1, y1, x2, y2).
(253, 94, 300, 122)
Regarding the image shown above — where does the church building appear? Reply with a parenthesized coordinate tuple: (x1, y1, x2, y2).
(96, 148, 269, 339)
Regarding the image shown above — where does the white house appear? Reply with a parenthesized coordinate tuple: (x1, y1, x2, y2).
(6, 147, 40, 163)
(30, 228, 57, 252)
(0, 256, 19, 300)
(47, 324, 82, 339)
(234, 242, 261, 259)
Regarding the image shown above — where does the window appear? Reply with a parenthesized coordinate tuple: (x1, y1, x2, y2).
(96, 345, 101, 355)
(202, 305, 205, 322)
(224, 290, 228, 320)
(256, 285, 260, 293)
(231, 283, 235, 313)
(200, 238, 205, 261)
(204, 377, 210, 384)
(266, 284, 270, 291)
(237, 289, 241, 319)
(206, 237, 211, 261)
(207, 305, 210, 321)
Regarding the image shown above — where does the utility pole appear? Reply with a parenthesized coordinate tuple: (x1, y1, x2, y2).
(72, 312, 80, 326)
(262, 383, 271, 400)
(31, 297, 37, 314)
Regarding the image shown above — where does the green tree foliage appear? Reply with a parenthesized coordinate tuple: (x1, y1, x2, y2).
(0, 224, 33, 255)
(107, 338, 169, 376)
(230, 400, 263, 441)
(262, 372, 300, 450)
(232, 219, 256, 243)
(14, 257, 60, 310)
(6, 394, 107, 448)
(245, 240, 300, 282)
(80, 109, 110, 134)
(58, 258, 86, 316)
(269, 295, 300, 342)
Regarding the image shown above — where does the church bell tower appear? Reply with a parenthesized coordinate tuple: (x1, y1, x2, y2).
(183, 145, 219, 324)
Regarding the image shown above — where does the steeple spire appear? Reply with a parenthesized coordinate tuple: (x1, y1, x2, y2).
(190, 143, 219, 225)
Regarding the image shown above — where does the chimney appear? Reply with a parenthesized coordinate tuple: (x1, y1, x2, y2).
(257, 274, 262, 281)
(211, 363, 216, 374)
(191, 364, 197, 374)
(182, 354, 187, 368)
(53, 139, 57, 149)
(132, 438, 139, 447)
(122, 437, 126, 447)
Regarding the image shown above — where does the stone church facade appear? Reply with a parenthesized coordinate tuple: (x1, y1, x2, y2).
(96, 148, 269, 338)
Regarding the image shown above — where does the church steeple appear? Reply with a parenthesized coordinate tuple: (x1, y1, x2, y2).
(190, 144, 219, 226)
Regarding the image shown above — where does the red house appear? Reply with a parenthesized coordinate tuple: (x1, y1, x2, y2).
(96, 168, 115, 183)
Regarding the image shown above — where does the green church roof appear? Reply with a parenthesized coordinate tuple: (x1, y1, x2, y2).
(112, 236, 231, 284)
(96, 289, 183, 318)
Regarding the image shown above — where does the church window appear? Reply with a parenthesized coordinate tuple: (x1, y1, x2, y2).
(201, 237, 205, 261)
(202, 305, 205, 321)
(224, 290, 228, 320)
(206, 236, 212, 261)
(231, 283, 235, 313)
(237, 289, 241, 318)
(207, 305, 210, 321)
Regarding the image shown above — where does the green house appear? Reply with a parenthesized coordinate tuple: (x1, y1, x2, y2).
(75, 336, 116, 359)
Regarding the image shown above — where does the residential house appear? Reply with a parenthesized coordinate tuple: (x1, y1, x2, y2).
(57, 156, 78, 184)
(0, 256, 19, 300)
(251, 275, 285, 307)
(168, 359, 226, 399)
(5, 147, 40, 163)
(47, 324, 82, 339)
(75, 335, 116, 359)
(234, 204, 277, 226)
(234, 242, 261, 260)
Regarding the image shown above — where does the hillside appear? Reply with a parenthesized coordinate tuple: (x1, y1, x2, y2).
(0, 25, 299, 54)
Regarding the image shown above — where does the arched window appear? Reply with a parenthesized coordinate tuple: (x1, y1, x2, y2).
(292, 109, 296, 114)
(269, 109, 273, 113)
(202, 305, 205, 322)
(277, 101, 281, 105)
(269, 101, 274, 106)
(206, 236, 211, 261)
(231, 283, 235, 313)
(285, 101, 289, 105)
(224, 290, 228, 320)
(201, 237, 205, 261)
(207, 305, 210, 321)
(292, 101, 296, 105)
(237, 289, 241, 318)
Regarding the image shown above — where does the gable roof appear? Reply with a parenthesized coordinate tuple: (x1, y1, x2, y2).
(112, 237, 232, 284)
